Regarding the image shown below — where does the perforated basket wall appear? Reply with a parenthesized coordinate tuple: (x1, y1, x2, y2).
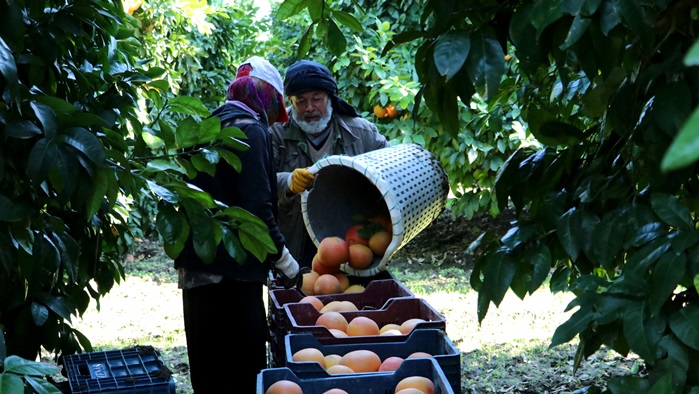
(301, 143, 449, 276)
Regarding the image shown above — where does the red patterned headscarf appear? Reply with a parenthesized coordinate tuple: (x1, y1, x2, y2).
(226, 63, 288, 126)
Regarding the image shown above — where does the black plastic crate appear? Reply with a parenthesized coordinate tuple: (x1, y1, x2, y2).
(268, 280, 414, 336)
(257, 357, 454, 394)
(285, 297, 446, 338)
(62, 346, 175, 393)
(284, 329, 461, 394)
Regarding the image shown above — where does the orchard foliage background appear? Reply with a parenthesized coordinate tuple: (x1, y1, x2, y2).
(1, 0, 699, 393)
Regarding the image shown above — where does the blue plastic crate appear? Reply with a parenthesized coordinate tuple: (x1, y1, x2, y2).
(62, 346, 176, 393)
(257, 357, 454, 394)
(284, 329, 461, 394)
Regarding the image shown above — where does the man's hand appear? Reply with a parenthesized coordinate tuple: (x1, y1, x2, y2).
(289, 167, 315, 194)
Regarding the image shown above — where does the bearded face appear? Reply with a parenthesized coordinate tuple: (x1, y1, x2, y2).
(290, 91, 334, 136)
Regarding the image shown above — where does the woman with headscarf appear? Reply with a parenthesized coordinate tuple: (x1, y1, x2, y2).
(270, 60, 391, 269)
(174, 56, 299, 393)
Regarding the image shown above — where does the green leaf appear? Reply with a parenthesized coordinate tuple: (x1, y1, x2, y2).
(60, 127, 106, 165)
(532, 121, 585, 146)
(482, 249, 516, 307)
(24, 375, 63, 394)
(191, 150, 218, 177)
(0, 370, 25, 393)
(594, 295, 630, 325)
(142, 130, 165, 150)
(5, 120, 42, 139)
(219, 126, 247, 140)
(599, 0, 622, 35)
(145, 159, 186, 174)
(168, 96, 210, 117)
(476, 289, 491, 324)
(3, 355, 59, 376)
(297, 27, 312, 59)
(626, 237, 672, 273)
(550, 265, 571, 293)
(34, 293, 74, 322)
(647, 373, 674, 394)
(55, 231, 79, 283)
(433, 30, 470, 81)
(383, 30, 427, 55)
(32, 95, 77, 114)
(184, 200, 219, 264)
(198, 116, 221, 145)
(623, 302, 655, 362)
(276, 0, 308, 19)
(668, 305, 699, 350)
(221, 206, 267, 228)
(86, 167, 108, 219)
(30, 303, 49, 326)
(146, 180, 179, 204)
(28, 138, 57, 182)
(0, 194, 32, 222)
(618, 0, 653, 50)
(651, 193, 694, 230)
(528, 245, 552, 293)
(156, 203, 189, 259)
(326, 18, 347, 57)
(670, 230, 699, 253)
(550, 304, 593, 347)
(0, 37, 19, 100)
(222, 226, 246, 264)
(331, 11, 362, 32)
(465, 28, 505, 100)
(30, 101, 57, 139)
(238, 221, 276, 263)
(557, 208, 582, 261)
(649, 251, 686, 315)
(592, 211, 625, 268)
(684, 40, 699, 66)
(530, 0, 565, 37)
(661, 106, 699, 171)
(216, 148, 242, 173)
(560, 14, 591, 50)
(653, 81, 691, 137)
(175, 117, 201, 149)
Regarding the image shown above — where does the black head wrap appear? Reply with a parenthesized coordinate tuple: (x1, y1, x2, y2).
(284, 60, 361, 118)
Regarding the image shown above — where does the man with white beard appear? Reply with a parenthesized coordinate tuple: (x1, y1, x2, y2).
(270, 60, 391, 270)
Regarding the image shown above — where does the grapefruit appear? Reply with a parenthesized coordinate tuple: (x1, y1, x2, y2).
(314, 274, 342, 295)
(318, 237, 349, 268)
(266, 379, 303, 394)
(368, 230, 391, 257)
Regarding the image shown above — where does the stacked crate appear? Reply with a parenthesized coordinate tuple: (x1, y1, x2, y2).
(264, 277, 462, 394)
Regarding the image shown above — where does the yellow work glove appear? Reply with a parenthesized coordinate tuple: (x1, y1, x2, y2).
(289, 167, 315, 194)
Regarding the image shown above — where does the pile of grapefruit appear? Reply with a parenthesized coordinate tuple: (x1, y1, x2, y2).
(301, 217, 392, 296)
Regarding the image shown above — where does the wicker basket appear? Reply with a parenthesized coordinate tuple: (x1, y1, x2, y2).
(301, 143, 449, 276)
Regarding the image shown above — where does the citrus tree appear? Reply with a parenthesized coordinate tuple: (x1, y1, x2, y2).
(277, 0, 699, 392)
(272, 0, 524, 218)
(0, 1, 277, 388)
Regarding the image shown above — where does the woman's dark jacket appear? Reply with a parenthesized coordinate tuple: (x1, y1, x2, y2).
(174, 103, 285, 283)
